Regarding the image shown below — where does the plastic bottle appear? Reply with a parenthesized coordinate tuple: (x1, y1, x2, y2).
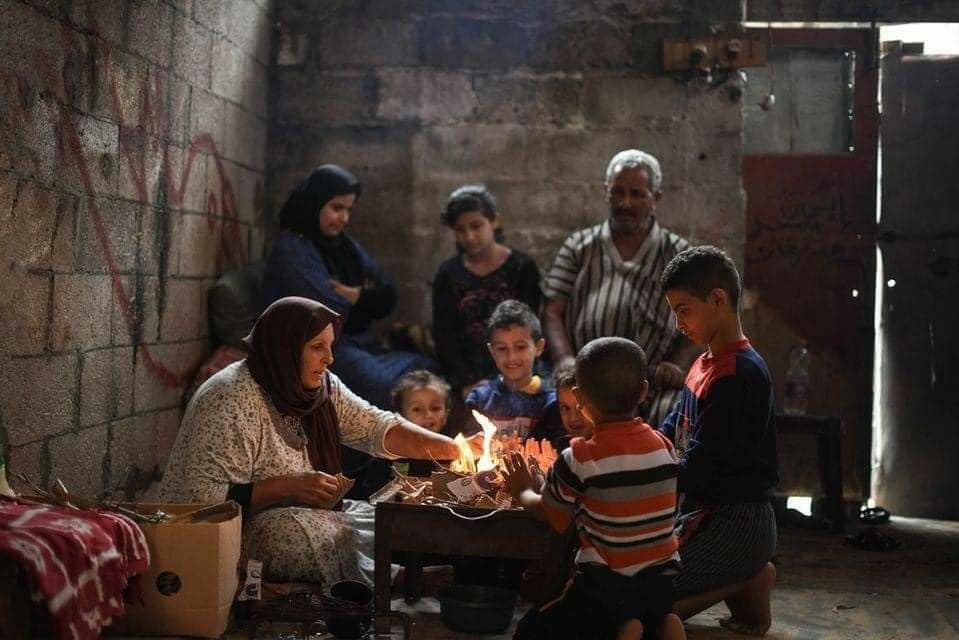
(783, 342, 810, 415)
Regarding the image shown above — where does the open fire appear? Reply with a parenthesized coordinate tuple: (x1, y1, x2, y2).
(449, 410, 558, 476)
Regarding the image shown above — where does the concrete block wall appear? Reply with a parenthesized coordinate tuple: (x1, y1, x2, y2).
(269, 0, 748, 324)
(0, 0, 272, 498)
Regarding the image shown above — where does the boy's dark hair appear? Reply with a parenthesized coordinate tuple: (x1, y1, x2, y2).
(487, 299, 542, 341)
(661, 245, 742, 309)
(552, 362, 577, 390)
(442, 184, 497, 227)
(575, 337, 648, 415)
(390, 369, 452, 411)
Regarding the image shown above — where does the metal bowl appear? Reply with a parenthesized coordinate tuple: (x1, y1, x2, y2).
(438, 585, 518, 634)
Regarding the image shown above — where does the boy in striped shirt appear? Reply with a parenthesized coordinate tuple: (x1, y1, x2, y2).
(504, 337, 685, 640)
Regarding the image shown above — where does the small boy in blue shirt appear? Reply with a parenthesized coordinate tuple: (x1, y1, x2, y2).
(465, 300, 557, 441)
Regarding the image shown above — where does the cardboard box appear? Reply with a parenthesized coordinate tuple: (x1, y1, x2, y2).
(109, 502, 242, 638)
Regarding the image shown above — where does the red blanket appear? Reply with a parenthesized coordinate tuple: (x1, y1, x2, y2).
(0, 498, 150, 640)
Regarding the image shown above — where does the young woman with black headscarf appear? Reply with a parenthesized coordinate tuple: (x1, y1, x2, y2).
(159, 297, 477, 586)
(262, 164, 435, 411)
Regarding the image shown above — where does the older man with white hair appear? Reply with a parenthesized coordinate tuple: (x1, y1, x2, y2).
(542, 149, 701, 425)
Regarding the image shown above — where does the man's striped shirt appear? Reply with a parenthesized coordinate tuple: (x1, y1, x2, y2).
(541, 419, 681, 576)
(543, 217, 689, 369)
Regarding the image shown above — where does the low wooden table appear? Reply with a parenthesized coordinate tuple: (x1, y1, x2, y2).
(373, 500, 573, 635)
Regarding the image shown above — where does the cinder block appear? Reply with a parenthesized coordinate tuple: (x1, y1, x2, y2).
(376, 70, 476, 123)
(64, 113, 120, 199)
(211, 37, 245, 105)
(51, 273, 114, 351)
(178, 339, 209, 382)
(410, 124, 534, 183)
(251, 3, 271, 65)
(116, 140, 163, 206)
(226, 0, 263, 55)
(206, 154, 238, 222)
(542, 128, 684, 186)
(419, 17, 529, 69)
(112, 275, 162, 346)
(166, 144, 208, 214)
(70, 0, 125, 47)
(159, 277, 204, 341)
(189, 89, 226, 152)
(275, 70, 375, 124)
(472, 75, 584, 127)
(127, 0, 174, 68)
(512, 181, 597, 232)
(80, 346, 135, 427)
(168, 77, 191, 147)
(319, 19, 419, 68)
(531, 21, 631, 71)
(222, 102, 257, 166)
(1, 180, 59, 272)
(271, 123, 416, 191)
(109, 414, 161, 492)
(0, 352, 78, 446)
(154, 407, 182, 469)
(16, 96, 60, 187)
(105, 51, 150, 130)
(49, 425, 108, 497)
(0, 269, 50, 356)
(177, 211, 219, 277)
(133, 342, 181, 412)
(173, 13, 212, 88)
(77, 196, 139, 273)
(583, 76, 689, 127)
(50, 193, 79, 273)
(6, 440, 45, 487)
(194, 0, 228, 35)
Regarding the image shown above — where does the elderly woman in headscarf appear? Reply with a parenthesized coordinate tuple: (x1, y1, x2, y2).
(158, 297, 474, 586)
(262, 164, 434, 411)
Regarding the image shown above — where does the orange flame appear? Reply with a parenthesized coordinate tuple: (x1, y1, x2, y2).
(471, 410, 498, 471)
(450, 433, 476, 474)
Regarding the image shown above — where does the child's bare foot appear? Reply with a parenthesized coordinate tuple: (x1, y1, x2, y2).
(720, 562, 776, 636)
(659, 613, 686, 640)
(616, 618, 644, 640)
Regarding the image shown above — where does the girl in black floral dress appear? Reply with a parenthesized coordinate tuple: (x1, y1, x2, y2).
(431, 185, 543, 398)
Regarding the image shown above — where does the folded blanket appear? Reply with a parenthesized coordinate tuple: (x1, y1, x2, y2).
(0, 498, 150, 640)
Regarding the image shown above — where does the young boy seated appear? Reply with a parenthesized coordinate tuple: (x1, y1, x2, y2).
(503, 337, 686, 640)
(465, 300, 556, 441)
(532, 363, 592, 450)
(659, 246, 778, 636)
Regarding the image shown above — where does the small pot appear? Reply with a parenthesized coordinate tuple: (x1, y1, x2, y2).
(326, 580, 372, 639)
(438, 585, 518, 634)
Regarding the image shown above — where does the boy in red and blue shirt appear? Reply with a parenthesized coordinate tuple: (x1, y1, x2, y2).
(659, 246, 778, 636)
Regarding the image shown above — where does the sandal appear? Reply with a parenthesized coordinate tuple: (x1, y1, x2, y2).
(846, 527, 900, 552)
(859, 506, 891, 524)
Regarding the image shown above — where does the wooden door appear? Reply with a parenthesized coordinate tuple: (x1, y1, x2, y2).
(743, 29, 878, 500)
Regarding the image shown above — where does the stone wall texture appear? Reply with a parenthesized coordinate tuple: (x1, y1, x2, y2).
(0, 0, 272, 498)
(268, 0, 748, 324)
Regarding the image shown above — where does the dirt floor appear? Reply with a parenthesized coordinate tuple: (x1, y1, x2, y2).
(233, 516, 958, 640)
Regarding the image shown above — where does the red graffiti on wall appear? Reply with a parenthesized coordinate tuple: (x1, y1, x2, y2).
(3, 9, 254, 389)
